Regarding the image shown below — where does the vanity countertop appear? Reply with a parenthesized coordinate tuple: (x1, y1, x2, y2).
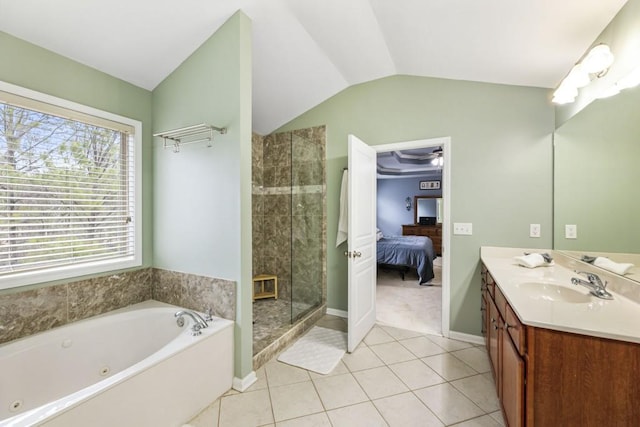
(481, 246, 640, 345)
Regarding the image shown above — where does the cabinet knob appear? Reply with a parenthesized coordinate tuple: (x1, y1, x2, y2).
(504, 323, 513, 330)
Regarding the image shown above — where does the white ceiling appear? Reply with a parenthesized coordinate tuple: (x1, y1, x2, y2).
(0, 0, 628, 134)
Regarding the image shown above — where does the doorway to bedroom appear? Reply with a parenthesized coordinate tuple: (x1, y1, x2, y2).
(374, 139, 448, 336)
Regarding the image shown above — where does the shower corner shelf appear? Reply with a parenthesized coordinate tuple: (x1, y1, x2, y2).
(153, 123, 227, 153)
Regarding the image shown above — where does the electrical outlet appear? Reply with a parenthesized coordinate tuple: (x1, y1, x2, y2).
(530, 224, 541, 238)
(565, 224, 577, 239)
(453, 223, 473, 235)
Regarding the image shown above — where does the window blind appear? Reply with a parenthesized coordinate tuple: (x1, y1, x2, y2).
(0, 99, 136, 277)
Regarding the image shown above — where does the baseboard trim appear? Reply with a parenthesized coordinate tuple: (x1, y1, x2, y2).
(326, 308, 347, 318)
(448, 331, 484, 345)
(232, 371, 257, 392)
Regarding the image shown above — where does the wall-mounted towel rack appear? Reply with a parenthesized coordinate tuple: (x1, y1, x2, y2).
(153, 123, 227, 153)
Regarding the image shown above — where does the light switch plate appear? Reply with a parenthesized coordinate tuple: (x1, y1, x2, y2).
(565, 224, 577, 239)
(453, 222, 473, 235)
(530, 224, 541, 238)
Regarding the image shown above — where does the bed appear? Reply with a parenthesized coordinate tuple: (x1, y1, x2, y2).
(376, 235, 435, 285)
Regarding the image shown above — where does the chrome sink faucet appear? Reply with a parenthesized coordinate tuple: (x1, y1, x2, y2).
(571, 271, 613, 300)
(175, 310, 209, 335)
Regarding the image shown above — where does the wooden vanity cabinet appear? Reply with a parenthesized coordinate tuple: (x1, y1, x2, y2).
(481, 264, 640, 426)
(501, 318, 525, 427)
(487, 295, 501, 393)
(481, 265, 525, 426)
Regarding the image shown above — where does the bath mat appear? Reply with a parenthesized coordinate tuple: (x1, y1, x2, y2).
(277, 326, 347, 375)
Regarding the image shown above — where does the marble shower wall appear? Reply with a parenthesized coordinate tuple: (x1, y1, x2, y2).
(0, 268, 236, 345)
(252, 132, 265, 276)
(252, 126, 326, 310)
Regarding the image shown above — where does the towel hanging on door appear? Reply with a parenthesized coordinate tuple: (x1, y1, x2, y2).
(336, 169, 348, 247)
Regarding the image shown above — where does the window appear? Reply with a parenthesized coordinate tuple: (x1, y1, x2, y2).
(0, 82, 141, 289)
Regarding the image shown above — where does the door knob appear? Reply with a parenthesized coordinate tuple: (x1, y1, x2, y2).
(353, 251, 362, 258)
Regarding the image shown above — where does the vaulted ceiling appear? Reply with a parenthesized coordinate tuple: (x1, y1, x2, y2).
(0, 0, 628, 134)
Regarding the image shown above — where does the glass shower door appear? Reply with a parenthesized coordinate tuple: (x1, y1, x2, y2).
(290, 130, 325, 322)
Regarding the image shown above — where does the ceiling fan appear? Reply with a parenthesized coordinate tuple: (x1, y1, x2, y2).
(376, 146, 444, 176)
(428, 147, 443, 167)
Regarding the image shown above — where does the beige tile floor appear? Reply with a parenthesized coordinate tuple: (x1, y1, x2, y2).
(188, 317, 504, 427)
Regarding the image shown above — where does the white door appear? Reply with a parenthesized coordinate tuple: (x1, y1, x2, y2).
(347, 134, 377, 352)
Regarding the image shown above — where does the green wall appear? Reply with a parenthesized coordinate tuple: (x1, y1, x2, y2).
(554, 85, 640, 252)
(151, 12, 253, 379)
(277, 75, 554, 336)
(553, 0, 640, 254)
(0, 31, 154, 280)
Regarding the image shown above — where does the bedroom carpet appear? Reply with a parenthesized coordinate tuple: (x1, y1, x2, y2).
(376, 257, 442, 335)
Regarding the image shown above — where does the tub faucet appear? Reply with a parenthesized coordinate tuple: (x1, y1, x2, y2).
(571, 271, 613, 300)
(174, 310, 209, 335)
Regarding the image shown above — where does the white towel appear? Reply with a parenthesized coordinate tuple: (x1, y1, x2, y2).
(514, 253, 554, 268)
(336, 169, 348, 247)
(593, 257, 634, 275)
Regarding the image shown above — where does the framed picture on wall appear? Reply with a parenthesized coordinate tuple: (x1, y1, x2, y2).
(419, 180, 440, 190)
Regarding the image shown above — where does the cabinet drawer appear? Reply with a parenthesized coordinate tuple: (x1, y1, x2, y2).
(494, 285, 507, 319)
(486, 272, 495, 298)
(505, 304, 526, 356)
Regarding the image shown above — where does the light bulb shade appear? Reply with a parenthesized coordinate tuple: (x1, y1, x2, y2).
(617, 65, 640, 89)
(552, 95, 575, 105)
(566, 64, 590, 88)
(581, 44, 614, 74)
(552, 82, 577, 104)
(553, 83, 578, 99)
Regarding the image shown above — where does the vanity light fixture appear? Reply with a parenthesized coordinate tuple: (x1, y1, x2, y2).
(595, 63, 640, 99)
(552, 43, 615, 104)
(580, 44, 615, 75)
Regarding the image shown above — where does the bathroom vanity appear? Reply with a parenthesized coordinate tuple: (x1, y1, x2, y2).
(481, 247, 640, 427)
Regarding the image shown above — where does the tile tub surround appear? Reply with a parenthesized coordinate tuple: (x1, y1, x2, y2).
(0, 267, 236, 345)
(0, 268, 152, 345)
(152, 268, 236, 321)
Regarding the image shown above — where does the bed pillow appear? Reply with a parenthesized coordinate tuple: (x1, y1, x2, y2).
(376, 229, 384, 241)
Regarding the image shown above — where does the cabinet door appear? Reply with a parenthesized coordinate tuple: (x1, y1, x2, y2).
(487, 297, 501, 395)
(481, 291, 487, 338)
(501, 328, 525, 427)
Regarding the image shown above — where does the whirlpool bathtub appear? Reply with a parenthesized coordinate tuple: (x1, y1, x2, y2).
(0, 300, 233, 426)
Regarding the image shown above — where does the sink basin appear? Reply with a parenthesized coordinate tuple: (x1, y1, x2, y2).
(516, 282, 592, 303)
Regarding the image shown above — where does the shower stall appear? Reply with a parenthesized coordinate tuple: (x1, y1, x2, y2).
(251, 126, 326, 357)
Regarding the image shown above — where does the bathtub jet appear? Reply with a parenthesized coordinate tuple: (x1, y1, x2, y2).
(0, 301, 233, 427)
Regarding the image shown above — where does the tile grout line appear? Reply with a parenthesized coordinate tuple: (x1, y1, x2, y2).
(211, 317, 501, 427)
